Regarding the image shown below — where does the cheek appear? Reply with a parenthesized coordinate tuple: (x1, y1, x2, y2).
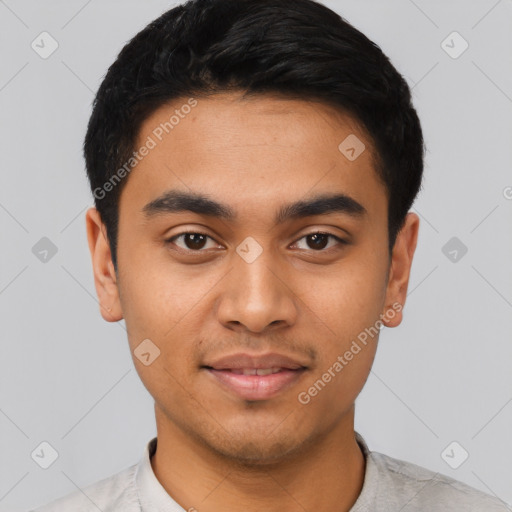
(117, 255, 209, 386)
(117, 242, 195, 339)
(296, 280, 382, 415)
(295, 344, 377, 427)
(119, 273, 200, 407)
(304, 257, 388, 333)
(295, 252, 387, 396)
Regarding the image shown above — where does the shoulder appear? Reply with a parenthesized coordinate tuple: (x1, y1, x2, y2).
(29, 463, 139, 512)
(370, 450, 509, 511)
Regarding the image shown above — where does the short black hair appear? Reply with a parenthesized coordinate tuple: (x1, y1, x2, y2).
(84, 0, 424, 272)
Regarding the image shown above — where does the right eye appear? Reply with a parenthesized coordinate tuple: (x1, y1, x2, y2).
(165, 232, 222, 252)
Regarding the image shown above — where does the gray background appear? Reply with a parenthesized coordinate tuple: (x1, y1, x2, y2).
(1, 0, 511, 510)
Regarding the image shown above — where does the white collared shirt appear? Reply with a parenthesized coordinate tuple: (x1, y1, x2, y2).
(31, 432, 509, 511)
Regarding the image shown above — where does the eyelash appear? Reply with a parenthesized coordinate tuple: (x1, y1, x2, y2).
(165, 231, 348, 254)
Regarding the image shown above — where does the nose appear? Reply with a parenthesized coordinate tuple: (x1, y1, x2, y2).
(215, 244, 298, 334)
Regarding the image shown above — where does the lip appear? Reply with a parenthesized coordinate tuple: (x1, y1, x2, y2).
(202, 352, 308, 401)
(205, 367, 307, 401)
(203, 352, 308, 371)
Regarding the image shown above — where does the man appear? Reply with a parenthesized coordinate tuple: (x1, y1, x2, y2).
(32, 0, 509, 510)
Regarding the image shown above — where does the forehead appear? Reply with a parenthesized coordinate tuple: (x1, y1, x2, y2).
(120, 92, 386, 225)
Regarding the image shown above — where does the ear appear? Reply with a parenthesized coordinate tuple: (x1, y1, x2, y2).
(85, 207, 123, 322)
(381, 212, 420, 328)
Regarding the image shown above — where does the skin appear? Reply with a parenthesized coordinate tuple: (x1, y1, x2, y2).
(86, 92, 419, 512)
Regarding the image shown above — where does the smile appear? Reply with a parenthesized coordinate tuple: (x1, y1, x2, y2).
(204, 367, 307, 401)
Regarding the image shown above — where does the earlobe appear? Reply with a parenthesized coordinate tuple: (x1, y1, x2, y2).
(381, 212, 420, 328)
(85, 207, 123, 322)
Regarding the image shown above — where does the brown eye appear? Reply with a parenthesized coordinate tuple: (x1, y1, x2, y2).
(293, 232, 347, 251)
(166, 232, 218, 252)
(306, 233, 329, 250)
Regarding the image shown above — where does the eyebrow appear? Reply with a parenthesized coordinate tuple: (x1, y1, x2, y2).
(142, 189, 367, 224)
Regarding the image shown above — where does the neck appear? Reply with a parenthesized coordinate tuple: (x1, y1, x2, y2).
(151, 406, 366, 512)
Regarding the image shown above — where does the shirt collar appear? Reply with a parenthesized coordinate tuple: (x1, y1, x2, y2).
(352, 431, 378, 510)
(135, 437, 185, 511)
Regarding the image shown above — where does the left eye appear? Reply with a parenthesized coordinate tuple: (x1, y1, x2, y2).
(166, 231, 346, 252)
(292, 232, 346, 251)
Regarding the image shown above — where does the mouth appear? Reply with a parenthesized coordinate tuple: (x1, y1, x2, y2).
(201, 352, 309, 401)
(220, 367, 289, 376)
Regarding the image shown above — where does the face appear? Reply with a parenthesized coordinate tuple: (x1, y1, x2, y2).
(87, 92, 419, 464)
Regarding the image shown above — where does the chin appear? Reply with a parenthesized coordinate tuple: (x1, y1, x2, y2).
(195, 420, 314, 466)
(212, 437, 301, 466)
